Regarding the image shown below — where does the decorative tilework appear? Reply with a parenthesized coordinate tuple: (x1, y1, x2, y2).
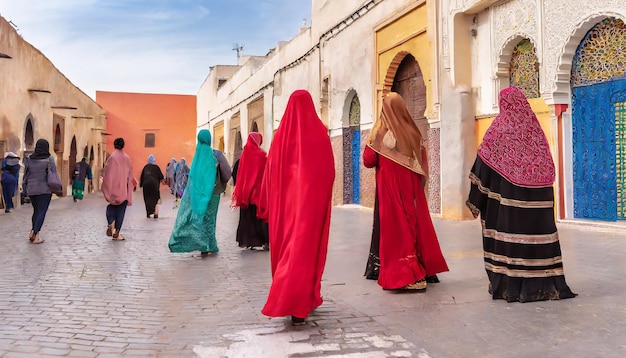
(360, 129, 376, 208)
(572, 80, 626, 220)
(616, 101, 626, 218)
(571, 18, 626, 87)
(509, 39, 540, 99)
(427, 128, 441, 214)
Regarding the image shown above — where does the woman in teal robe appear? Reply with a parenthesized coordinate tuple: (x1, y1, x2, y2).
(168, 130, 224, 254)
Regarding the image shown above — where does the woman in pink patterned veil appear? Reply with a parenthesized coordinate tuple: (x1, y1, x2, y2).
(466, 86, 576, 302)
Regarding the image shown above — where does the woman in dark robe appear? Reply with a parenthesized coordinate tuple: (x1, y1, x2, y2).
(72, 157, 93, 202)
(466, 86, 576, 302)
(363, 92, 448, 291)
(140, 154, 164, 219)
(1, 152, 21, 212)
(231, 132, 269, 250)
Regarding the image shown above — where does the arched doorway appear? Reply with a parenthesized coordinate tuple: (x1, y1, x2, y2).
(54, 124, 62, 153)
(69, 136, 77, 187)
(251, 121, 259, 132)
(389, 53, 440, 213)
(24, 116, 35, 158)
(234, 130, 243, 162)
(342, 92, 361, 204)
(571, 17, 626, 220)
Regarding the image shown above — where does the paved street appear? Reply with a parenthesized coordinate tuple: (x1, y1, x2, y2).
(0, 188, 624, 357)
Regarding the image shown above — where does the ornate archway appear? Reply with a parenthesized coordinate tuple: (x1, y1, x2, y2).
(24, 115, 35, 158)
(342, 91, 361, 204)
(385, 52, 440, 213)
(571, 17, 626, 220)
(69, 136, 77, 187)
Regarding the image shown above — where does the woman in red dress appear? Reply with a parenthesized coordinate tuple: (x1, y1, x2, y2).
(363, 92, 448, 290)
(231, 132, 269, 250)
(258, 90, 335, 325)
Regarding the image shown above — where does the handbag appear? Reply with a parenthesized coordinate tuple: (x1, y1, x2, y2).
(213, 166, 227, 195)
(47, 158, 64, 196)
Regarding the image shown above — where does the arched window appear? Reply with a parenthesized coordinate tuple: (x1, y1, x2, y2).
(571, 17, 626, 87)
(509, 39, 539, 99)
(24, 117, 34, 150)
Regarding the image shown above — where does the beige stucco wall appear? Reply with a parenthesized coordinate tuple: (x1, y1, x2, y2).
(0, 16, 106, 198)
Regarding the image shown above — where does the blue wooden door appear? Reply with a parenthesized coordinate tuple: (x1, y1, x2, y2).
(351, 129, 360, 204)
(572, 79, 626, 220)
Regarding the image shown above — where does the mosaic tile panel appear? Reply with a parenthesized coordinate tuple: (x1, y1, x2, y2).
(616, 101, 626, 218)
(427, 128, 441, 214)
(571, 18, 626, 87)
(571, 81, 626, 220)
(331, 135, 344, 206)
(359, 129, 376, 209)
(342, 128, 353, 204)
(509, 39, 540, 99)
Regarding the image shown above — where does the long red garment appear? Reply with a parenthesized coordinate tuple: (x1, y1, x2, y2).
(232, 133, 266, 208)
(258, 90, 335, 319)
(363, 146, 448, 289)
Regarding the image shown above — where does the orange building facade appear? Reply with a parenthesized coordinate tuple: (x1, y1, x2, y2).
(96, 91, 197, 182)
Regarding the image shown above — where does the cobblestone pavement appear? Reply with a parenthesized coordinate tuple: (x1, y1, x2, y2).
(0, 189, 624, 357)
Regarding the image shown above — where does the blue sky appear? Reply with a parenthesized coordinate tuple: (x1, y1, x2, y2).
(0, 0, 311, 99)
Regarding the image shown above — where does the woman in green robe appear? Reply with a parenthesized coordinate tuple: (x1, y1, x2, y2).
(72, 158, 93, 202)
(168, 130, 231, 255)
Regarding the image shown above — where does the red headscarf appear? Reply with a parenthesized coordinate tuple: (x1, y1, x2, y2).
(478, 86, 555, 187)
(258, 89, 335, 319)
(231, 132, 266, 208)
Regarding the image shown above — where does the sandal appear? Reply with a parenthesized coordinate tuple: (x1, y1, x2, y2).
(106, 222, 115, 237)
(112, 233, 125, 241)
(402, 279, 427, 291)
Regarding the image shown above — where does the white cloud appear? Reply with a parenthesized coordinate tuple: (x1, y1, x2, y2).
(0, 0, 310, 99)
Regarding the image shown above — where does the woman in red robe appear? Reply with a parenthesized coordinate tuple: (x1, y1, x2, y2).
(231, 132, 269, 249)
(257, 90, 335, 325)
(363, 92, 448, 290)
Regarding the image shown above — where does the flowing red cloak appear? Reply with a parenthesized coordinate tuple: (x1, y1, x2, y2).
(363, 146, 448, 289)
(258, 90, 335, 318)
(232, 133, 267, 208)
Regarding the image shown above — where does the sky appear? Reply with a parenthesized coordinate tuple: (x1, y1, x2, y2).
(0, 0, 311, 99)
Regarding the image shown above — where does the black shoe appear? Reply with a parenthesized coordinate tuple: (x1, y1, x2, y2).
(291, 316, 305, 326)
(426, 275, 440, 283)
(154, 214, 158, 219)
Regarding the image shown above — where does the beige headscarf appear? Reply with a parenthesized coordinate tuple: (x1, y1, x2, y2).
(367, 92, 427, 176)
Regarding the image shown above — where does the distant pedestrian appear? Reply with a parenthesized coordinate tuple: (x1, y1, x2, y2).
(231, 132, 268, 250)
(231, 158, 240, 186)
(102, 137, 133, 241)
(1, 152, 21, 213)
(169, 130, 231, 255)
(22, 139, 57, 244)
(363, 92, 448, 291)
(140, 154, 164, 219)
(257, 90, 335, 326)
(466, 86, 577, 302)
(173, 158, 189, 208)
(71, 157, 93, 202)
(165, 157, 177, 196)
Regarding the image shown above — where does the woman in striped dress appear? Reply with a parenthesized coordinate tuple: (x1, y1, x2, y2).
(466, 86, 576, 302)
